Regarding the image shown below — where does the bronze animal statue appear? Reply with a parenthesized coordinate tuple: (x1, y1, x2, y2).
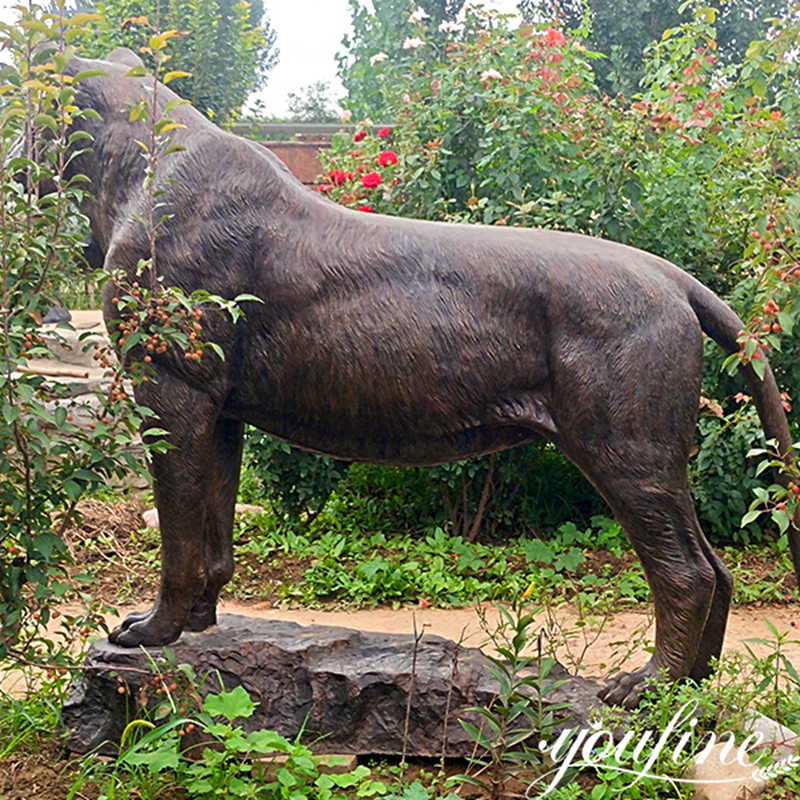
(57, 48, 798, 708)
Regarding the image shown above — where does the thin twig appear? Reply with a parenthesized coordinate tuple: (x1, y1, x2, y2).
(467, 453, 496, 542)
(401, 613, 425, 773)
(441, 624, 468, 771)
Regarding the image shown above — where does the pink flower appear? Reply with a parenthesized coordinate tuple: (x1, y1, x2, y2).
(480, 68, 503, 82)
(359, 205, 375, 213)
(378, 127, 392, 139)
(378, 150, 398, 167)
(354, 130, 367, 142)
(362, 171, 382, 188)
(545, 28, 566, 47)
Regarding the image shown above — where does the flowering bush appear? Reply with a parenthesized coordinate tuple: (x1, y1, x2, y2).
(318, 127, 403, 213)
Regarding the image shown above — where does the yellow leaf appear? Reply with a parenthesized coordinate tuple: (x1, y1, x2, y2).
(163, 70, 190, 84)
(150, 30, 181, 51)
(21, 79, 51, 92)
(67, 12, 101, 25)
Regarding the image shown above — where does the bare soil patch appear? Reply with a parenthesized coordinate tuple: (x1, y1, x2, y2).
(0, 744, 94, 800)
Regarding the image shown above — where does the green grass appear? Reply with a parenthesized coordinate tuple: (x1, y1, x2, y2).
(0, 673, 69, 759)
(229, 510, 652, 608)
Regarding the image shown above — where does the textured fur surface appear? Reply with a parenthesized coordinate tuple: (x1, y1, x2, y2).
(63, 49, 797, 707)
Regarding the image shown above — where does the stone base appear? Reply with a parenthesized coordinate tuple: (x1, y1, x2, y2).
(62, 615, 604, 758)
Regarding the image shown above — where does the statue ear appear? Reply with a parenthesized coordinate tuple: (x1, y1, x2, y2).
(106, 47, 144, 68)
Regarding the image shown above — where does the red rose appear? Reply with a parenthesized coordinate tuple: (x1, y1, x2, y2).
(318, 184, 331, 193)
(545, 28, 566, 47)
(378, 150, 398, 167)
(377, 127, 392, 139)
(359, 205, 375, 213)
(328, 169, 347, 186)
(362, 171, 382, 188)
(354, 130, 367, 142)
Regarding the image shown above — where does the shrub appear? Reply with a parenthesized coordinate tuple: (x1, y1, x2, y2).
(0, 9, 154, 657)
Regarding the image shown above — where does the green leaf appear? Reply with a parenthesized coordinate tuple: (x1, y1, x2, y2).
(2, 404, 20, 424)
(32, 532, 63, 560)
(772, 508, 791, 534)
(245, 729, 288, 753)
(277, 767, 298, 787)
(73, 69, 107, 82)
(202, 686, 256, 721)
(63, 479, 81, 502)
(521, 538, 554, 564)
(206, 342, 225, 361)
(741, 509, 762, 527)
(123, 748, 180, 772)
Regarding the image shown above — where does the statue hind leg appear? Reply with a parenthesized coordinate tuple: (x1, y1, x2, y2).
(549, 309, 732, 706)
(587, 465, 722, 707)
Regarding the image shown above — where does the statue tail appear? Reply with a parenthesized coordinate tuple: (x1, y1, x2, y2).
(683, 273, 800, 587)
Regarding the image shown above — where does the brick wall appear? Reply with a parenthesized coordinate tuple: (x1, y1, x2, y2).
(260, 138, 331, 187)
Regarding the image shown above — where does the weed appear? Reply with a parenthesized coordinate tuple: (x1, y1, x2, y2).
(456, 592, 570, 800)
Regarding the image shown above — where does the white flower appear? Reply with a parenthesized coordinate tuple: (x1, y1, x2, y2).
(409, 6, 430, 23)
(402, 36, 425, 50)
(369, 51, 389, 66)
(439, 20, 461, 34)
(480, 68, 503, 82)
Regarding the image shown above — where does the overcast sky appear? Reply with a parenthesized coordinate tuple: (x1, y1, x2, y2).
(0, 0, 522, 115)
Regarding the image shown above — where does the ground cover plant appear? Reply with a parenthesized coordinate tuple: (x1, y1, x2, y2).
(57, 496, 797, 614)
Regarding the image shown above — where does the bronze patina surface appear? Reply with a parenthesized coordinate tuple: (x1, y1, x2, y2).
(58, 48, 798, 707)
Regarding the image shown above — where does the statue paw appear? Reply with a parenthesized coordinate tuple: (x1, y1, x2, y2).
(108, 610, 182, 647)
(185, 601, 217, 632)
(115, 607, 150, 631)
(598, 661, 664, 708)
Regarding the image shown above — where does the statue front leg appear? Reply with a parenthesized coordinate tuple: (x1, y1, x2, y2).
(109, 377, 221, 647)
(185, 417, 244, 631)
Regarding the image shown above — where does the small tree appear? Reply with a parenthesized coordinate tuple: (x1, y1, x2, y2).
(287, 81, 340, 123)
(518, 0, 794, 96)
(81, 0, 279, 123)
(0, 4, 156, 659)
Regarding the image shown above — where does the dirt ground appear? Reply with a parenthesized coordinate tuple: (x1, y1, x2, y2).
(3, 597, 796, 695)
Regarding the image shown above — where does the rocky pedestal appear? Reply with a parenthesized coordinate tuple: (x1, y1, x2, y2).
(63, 615, 604, 758)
